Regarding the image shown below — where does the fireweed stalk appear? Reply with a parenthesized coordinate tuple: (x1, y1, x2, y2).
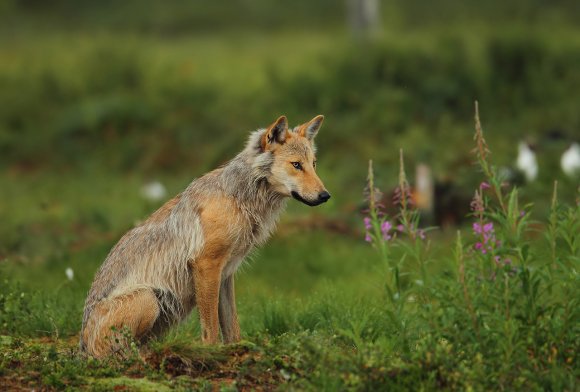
(394, 149, 430, 287)
(363, 152, 431, 303)
(546, 181, 559, 269)
(363, 160, 397, 298)
(473, 101, 506, 214)
(393, 149, 415, 240)
(470, 102, 530, 277)
(470, 102, 537, 326)
(470, 185, 502, 271)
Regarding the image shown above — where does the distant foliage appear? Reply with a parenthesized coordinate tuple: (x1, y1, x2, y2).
(1, 28, 579, 179)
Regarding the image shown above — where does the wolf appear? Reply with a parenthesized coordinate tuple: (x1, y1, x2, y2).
(80, 115, 330, 357)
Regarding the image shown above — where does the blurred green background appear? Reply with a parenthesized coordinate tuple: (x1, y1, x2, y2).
(1, 0, 579, 299)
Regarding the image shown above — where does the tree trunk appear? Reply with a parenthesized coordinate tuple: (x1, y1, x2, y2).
(348, 0, 381, 38)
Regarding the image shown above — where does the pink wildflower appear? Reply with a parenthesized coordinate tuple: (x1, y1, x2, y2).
(380, 221, 392, 233)
(380, 221, 392, 241)
(363, 217, 372, 230)
(473, 220, 498, 254)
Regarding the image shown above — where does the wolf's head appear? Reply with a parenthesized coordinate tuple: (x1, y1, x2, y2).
(251, 115, 330, 206)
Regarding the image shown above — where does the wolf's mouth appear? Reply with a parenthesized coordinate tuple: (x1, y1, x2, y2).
(291, 191, 325, 207)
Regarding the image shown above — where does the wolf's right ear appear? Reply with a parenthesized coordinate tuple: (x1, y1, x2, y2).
(261, 116, 288, 150)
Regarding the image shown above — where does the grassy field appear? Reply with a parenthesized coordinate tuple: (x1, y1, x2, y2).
(1, 124, 578, 390)
(1, 1, 580, 390)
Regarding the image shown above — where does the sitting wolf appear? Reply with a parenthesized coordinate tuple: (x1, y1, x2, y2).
(80, 115, 330, 357)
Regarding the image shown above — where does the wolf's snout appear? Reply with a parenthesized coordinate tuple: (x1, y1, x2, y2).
(318, 191, 331, 203)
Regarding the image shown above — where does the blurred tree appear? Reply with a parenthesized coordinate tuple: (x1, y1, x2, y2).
(348, 0, 380, 38)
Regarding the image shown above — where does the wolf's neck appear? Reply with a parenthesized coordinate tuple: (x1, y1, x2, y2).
(219, 152, 287, 222)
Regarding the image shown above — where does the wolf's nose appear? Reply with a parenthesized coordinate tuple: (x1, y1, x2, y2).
(318, 191, 331, 203)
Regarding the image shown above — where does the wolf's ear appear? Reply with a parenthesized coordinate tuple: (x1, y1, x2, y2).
(298, 115, 324, 141)
(261, 115, 288, 150)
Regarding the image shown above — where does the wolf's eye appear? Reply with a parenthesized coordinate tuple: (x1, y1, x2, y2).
(313, 161, 317, 169)
(291, 162, 302, 170)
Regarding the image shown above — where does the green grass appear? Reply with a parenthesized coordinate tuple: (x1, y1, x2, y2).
(1, 137, 578, 389)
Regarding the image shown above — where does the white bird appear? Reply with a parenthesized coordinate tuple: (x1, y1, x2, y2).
(140, 180, 167, 202)
(561, 142, 580, 178)
(516, 141, 538, 182)
(65, 267, 74, 281)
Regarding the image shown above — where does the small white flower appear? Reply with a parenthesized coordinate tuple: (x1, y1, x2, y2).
(65, 267, 74, 281)
(561, 142, 580, 178)
(280, 369, 291, 381)
(141, 180, 167, 202)
(516, 141, 538, 182)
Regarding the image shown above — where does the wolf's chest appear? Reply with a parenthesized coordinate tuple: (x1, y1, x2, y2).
(222, 256, 246, 278)
(220, 213, 280, 278)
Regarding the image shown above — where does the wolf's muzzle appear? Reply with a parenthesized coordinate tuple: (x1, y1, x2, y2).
(291, 191, 331, 207)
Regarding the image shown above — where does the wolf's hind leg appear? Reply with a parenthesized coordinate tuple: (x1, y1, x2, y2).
(219, 276, 241, 343)
(82, 288, 160, 358)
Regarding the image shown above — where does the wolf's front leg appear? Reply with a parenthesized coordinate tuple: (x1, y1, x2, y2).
(219, 275, 241, 343)
(193, 257, 223, 344)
